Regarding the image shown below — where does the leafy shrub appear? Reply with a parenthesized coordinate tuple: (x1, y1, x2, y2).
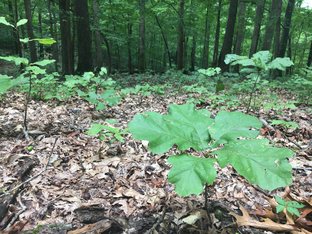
(87, 122, 126, 143)
(129, 104, 294, 196)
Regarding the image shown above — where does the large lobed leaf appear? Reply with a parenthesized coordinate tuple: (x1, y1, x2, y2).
(168, 154, 216, 196)
(215, 139, 294, 190)
(128, 104, 213, 154)
(209, 111, 262, 145)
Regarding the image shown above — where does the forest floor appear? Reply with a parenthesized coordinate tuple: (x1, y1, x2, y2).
(0, 90, 311, 234)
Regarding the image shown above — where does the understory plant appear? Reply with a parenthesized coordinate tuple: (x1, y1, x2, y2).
(225, 51, 294, 112)
(129, 104, 294, 196)
(87, 122, 126, 143)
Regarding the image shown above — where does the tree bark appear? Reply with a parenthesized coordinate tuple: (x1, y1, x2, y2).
(92, 0, 104, 71)
(218, 0, 239, 71)
(38, 12, 44, 59)
(278, 0, 295, 57)
(308, 41, 312, 67)
(262, 0, 282, 51)
(155, 15, 172, 68)
(59, 0, 74, 75)
(127, 22, 134, 74)
(234, 0, 247, 55)
(177, 0, 185, 70)
(202, 1, 211, 69)
(74, 0, 93, 73)
(273, 0, 283, 57)
(138, 0, 146, 72)
(24, 0, 37, 62)
(47, 0, 59, 71)
(249, 0, 265, 57)
(212, 0, 222, 67)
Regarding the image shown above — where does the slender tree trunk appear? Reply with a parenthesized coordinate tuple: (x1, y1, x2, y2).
(92, 0, 104, 71)
(47, 0, 59, 71)
(273, 0, 283, 57)
(127, 22, 134, 74)
(177, 0, 185, 70)
(308, 41, 312, 67)
(13, 0, 22, 57)
(59, 0, 74, 75)
(279, 0, 295, 57)
(234, 0, 247, 55)
(74, 0, 93, 73)
(190, 35, 196, 71)
(138, 0, 146, 72)
(218, 0, 239, 71)
(212, 0, 222, 67)
(38, 12, 44, 59)
(189, 0, 196, 71)
(202, 1, 211, 69)
(249, 0, 265, 57)
(262, 0, 282, 51)
(155, 15, 172, 68)
(24, 0, 37, 62)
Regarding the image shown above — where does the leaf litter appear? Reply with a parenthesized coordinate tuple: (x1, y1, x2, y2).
(0, 91, 311, 233)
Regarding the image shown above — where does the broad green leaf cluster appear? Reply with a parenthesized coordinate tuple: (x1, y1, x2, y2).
(129, 104, 294, 196)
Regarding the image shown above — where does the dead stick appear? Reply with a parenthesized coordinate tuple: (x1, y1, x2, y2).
(0, 137, 59, 198)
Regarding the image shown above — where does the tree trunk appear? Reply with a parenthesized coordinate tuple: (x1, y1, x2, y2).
(278, 0, 295, 57)
(249, 0, 265, 57)
(202, 1, 211, 69)
(75, 0, 93, 73)
(190, 35, 196, 71)
(138, 0, 146, 72)
(24, 0, 37, 62)
(92, 0, 104, 71)
(234, 0, 247, 55)
(308, 41, 312, 67)
(59, 0, 74, 75)
(218, 0, 239, 71)
(212, 0, 222, 67)
(262, 0, 282, 51)
(38, 12, 44, 59)
(127, 22, 134, 74)
(273, 0, 283, 57)
(47, 0, 59, 71)
(155, 15, 172, 68)
(177, 0, 185, 70)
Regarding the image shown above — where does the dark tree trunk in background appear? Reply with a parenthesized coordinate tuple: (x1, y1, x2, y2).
(212, 0, 222, 67)
(24, 0, 37, 62)
(279, 0, 295, 57)
(138, 0, 146, 72)
(273, 0, 282, 57)
(234, 0, 247, 55)
(38, 12, 44, 59)
(127, 22, 134, 74)
(190, 0, 196, 71)
(47, 0, 59, 71)
(190, 36, 196, 71)
(92, 0, 104, 71)
(75, 0, 93, 73)
(155, 15, 172, 68)
(202, 1, 211, 69)
(177, 0, 185, 70)
(308, 41, 312, 67)
(218, 0, 239, 71)
(249, 0, 265, 57)
(59, 0, 74, 74)
(262, 0, 282, 51)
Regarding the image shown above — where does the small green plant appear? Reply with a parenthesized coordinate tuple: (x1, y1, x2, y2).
(129, 104, 294, 196)
(275, 196, 304, 217)
(225, 51, 294, 112)
(271, 120, 299, 129)
(87, 122, 126, 143)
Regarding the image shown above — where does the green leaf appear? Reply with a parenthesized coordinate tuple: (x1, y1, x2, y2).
(16, 19, 28, 27)
(128, 104, 213, 154)
(287, 207, 301, 217)
(20, 38, 29, 43)
(0, 75, 14, 94)
(252, 51, 272, 68)
(209, 111, 262, 144)
(276, 204, 285, 213)
(0, 17, 14, 27)
(275, 196, 286, 206)
(31, 59, 55, 67)
(215, 139, 294, 191)
(33, 38, 56, 45)
(0, 56, 29, 66)
(168, 154, 217, 196)
(271, 120, 299, 129)
(268, 57, 294, 71)
(87, 123, 106, 136)
(287, 201, 304, 209)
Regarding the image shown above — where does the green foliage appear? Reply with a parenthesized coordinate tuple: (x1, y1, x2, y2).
(198, 67, 221, 77)
(87, 122, 126, 142)
(271, 120, 299, 129)
(129, 104, 294, 196)
(275, 196, 304, 217)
